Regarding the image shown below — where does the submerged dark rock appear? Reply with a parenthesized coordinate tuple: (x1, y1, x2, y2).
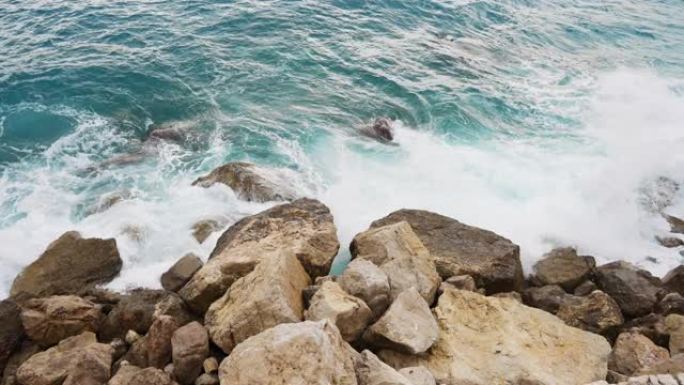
(360, 117, 395, 143)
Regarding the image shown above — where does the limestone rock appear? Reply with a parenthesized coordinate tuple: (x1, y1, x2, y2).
(205, 251, 310, 354)
(218, 320, 357, 385)
(609, 332, 670, 376)
(180, 199, 338, 313)
(0, 299, 23, 376)
(443, 275, 477, 292)
(532, 247, 595, 291)
(108, 364, 142, 385)
(20, 295, 103, 348)
(123, 335, 148, 368)
(147, 315, 179, 369)
(161, 254, 203, 292)
(595, 261, 663, 318)
(378, 289, 611, 385)
(338, 259, 391, 320)
(667, 215, 684, 235)
(522, 285, 568, 314)
(663, 266, 684, 297)
(305, 281, 372, 342)
(16, 332, 113, 385)
(351, 221, 440, 304)
(128, 367, 178, 385)
(398, 367, 436, 385)
(369, 209, 523, 293)
(10, 231, 122, 297)
(637, 353, 684, 375)
(203, 357, 219, 374)
(363, 287, 438, 355)
(356, 350, 412, 385)
(665, 314, 684, 355)
(556, 291, 624, 335)
(172, 322, 209, 385)
(192, 162, 297, 203)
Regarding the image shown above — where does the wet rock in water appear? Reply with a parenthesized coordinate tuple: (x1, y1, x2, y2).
(595, 261, 663, 318)
(337, 259, 391, 320)
(305, 281, 372, 342)
(574, 280, 599, 296)
(667, 215, 684, 235)
(161, 254, 203, 293)
(532, 247, 595, 291)
(20, 295, 104, 348)
(360, 118, 394, 143)
(192, 162, 297, 203)
(15, 332, 113, 385)
(172, 322, 209, 385)
(522, 285, 569, 314)
(1, 341, 40, 385)
(369, 209, 523, 294)
(355, 350, 412, 385)
(657, 236, 684, 248)
(663, 265, 684, 297)
(180, 199, 338, 313)
(147, 123, 188, 143)
(398, 366, 436, 385)
(10, 231, 122, 297)
(191, 220, 221, 244)
(657, 292, 684, 315)
(204, 251, 310, 354)
(363, 287, 438, 355)
(0, 299, 24, 376)
(609, 332, 670, 376)
(378, 289, 611, 385)
(665, 314, 684, 355)
(218, 320, 357, 385)
(556, 291, 624, 336)
(147, 315, 179, 369)
(351, 221, 440, 304)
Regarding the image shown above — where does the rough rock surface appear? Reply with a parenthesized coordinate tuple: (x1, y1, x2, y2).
(363, 288, 438, 354)
(532, 247, 595, 291)
(192, 162, 297, 203)
(658, 292, 684, 315)
(337, 259, 391, 320)
(147, 315, 179, 369)
(379, 289, 611, 385)
(16, 332, 113, 385)
(667, 215, 684, 235)
(369, 209, 523, 293)
(205, 251, 310, 354)
(1, 342, 40, 385)
(575, 280, 599, 296)
(128, 367, 179, 385)
(305, 281, 372, 342)
(351, 221, 440, 303)
(180, 199, 338, 313)
(20, 295, 103, 347)
(195, 373, 219, 385)
(398, 367, 436, 385)
(218, 320, 357, 385)
(356, 350, 412, 385)
(161, 254, 203, 292)
(172, 322, 209, 385)
(522, 285, 568, 314)
(556, 291, 624, 335)
(623, 313, 670, 348)
(10, 231, 122, 297)
(666, 314, 684, 355)
(664, 266, 684, 297)
(0, 299, 23, 376)
(595, 261, 663, 318)
(192, 220, 221, 244)
(442, 275, 477, 292)
(100, 289, 170, 341)
(609, 332, 670, 376)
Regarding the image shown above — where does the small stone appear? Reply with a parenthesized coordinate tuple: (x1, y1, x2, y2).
(203, 357, 218, 373)
(192, 220, 221, 244)
(338, 259, 391, 320)
(126, 329, 142, 345)
(609, 332, 670, 376)
(161, 254, 203, 292)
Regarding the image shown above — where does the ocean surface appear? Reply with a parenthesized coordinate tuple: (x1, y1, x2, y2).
(1, 0, 684, 297)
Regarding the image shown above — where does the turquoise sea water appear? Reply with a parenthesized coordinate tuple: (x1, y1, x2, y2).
(1, 0, 684, 295)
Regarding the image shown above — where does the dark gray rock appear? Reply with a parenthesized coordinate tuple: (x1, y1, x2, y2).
(161, 254, 203, 293)
(532, 247, 595, 291)
(0, 299, 23, 376)
(522, 285, 568, 314)
(595, 261, 663, 318)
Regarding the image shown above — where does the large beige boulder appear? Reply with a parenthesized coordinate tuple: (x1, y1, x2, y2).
(351, 221, 440, 304)
(10, 231, 122, 297)
(218, 320, 357, 385)
(205, 251, 310, 354)
(379, 289, 611, 385)
(398, 367, 436, 385)
(16, 332, 113, 385)
(338, 259, 391, 320)
(20, 295, 103, 347)
(368, 210, 523, 293)
(609, 332, 670, 376)
(355, 350, 412, 385)
(305, 281, 372, 342)
(179, 199, 338, 313)
(363, 288, 438, 354)
(172, 322, 209, 385)
(192, 162, 298, 203)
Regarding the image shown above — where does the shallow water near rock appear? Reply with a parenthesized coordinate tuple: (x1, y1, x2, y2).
(1, 0, 684, 296)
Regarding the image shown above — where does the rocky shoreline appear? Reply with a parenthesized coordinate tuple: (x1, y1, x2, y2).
(2, 163, 684, 385)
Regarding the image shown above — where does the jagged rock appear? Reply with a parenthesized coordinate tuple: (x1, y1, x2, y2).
(99, 289, 168, 341)
(595, 261, 663, 317)
(161, 254, 203, 292)
(338, 259, 391, 320)
(192, 162, 297, 203)
(192, 220, 221, 244)
(532, 247, 595, 291)
(556, 291, 624, 335)
(398, 367, 436, 385)
(609, 332, 670, 376)
(16, 332, 113, 385)
(305, 281, 372, 342)
(369, 209, 523, 293)
(172, 322, 209, 385)
(361, 118, 394, 143)
(351, 222, 440, 303)
(575, 280, 599, 296)
(356, 350, 412, 385)
(378, 289, 611, 385)
(180, 199, 338, 313)
(1, 342, 39, 385)
(10, 231, 122, 297)
(657, 236, 684, 248)
(108, 364, 142, 385)
(20, 295, 103, 347)
(205, 251, 310, 354)
(522, 285, 568, 314)
(657, 292, 684, 315)
(665, 314, 684, 355)
(622, 313, 670, 348)
(667, 215, 684, 235)
(363, 287, 438, 355)
(147, 315, 179, 369)
(663, 266, 684, 297)
(218, 320, 357, 385)
(0, 300, 23, 376)
(128, 367, 178, 385)
(195, 373, 219, 385)
(203, 357, 218, 374)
